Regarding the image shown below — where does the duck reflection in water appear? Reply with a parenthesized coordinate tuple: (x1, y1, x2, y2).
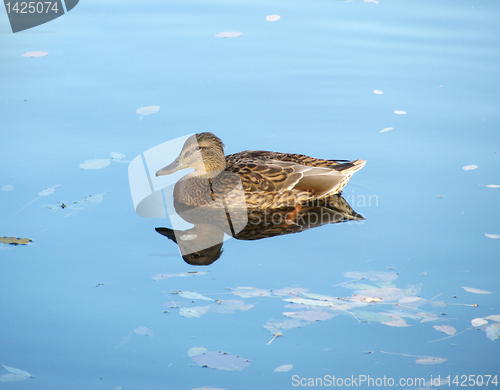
(154, 133, 366, 265)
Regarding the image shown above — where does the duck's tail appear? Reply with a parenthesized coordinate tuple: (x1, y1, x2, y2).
(333, 159, 367, 193)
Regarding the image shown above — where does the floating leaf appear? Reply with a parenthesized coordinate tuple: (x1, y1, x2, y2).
(136, 106, 160, 115)
(191, 387, 227, 390)
(272, 287, 309, 296)
(231, 287, 271, 298)
(266, 15, 281, 22)
(362, 297, 382, 303)
(1, 185, 13, 191)
(462, 286, 492, 295)
(208, 300, 254, 314)
(174, 290, 213, 301)
(380, 127, 393, 133)
(215, 32, 242, 38)
(134, 326, 153, 336)
(485, 323, 500, 341)
(344, 271, 398, 283)
(152, 271, 208, 281)
(462, 165, 478, 171)
(180, 306, 210, 318)
(381, 314, 410, 327)
(39, 185, 60, 196)
(415, 357, 447, 365)
(79, 159, 111, 170)
(11, 185, 60, 217)
(471, 318, 488, 327)
(373, 90, 384, 94)
(22, 51, 48, 57)
(282, 297, 337, 307)
(485, 234, 500, 239)
(398, 296, 421, 303)
(351, 287, 406, 303)
(394, 110, 406, 115)
(0, 237, 32, 245)
(433, 325, 456, 335)
(274, 364, 293, 372)
(188, 347, 208, 357)
(43, 193, 106, 215)
(110, 152, 128, 163)
(485, 184, 500, 188)
(283, 310, 337, 321)
(0, 364, 32, 382)
(300, 292, 338, 302)
(192, 351, 249, 371)
(264, 319, 306, 334)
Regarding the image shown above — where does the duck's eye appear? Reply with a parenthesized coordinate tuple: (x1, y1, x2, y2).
(194, 146, 201, 151)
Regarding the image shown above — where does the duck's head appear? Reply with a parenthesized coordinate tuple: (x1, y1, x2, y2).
(155, 132, 226, 177)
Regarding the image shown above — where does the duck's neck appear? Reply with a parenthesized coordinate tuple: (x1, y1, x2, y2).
(193, 154, 226, 179)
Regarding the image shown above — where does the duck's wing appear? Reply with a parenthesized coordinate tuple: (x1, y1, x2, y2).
(227, 150, 351, 168)
(226, 157, 349, 197)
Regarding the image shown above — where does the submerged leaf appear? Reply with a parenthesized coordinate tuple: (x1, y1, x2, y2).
(380, 127, 393, 133)
(192, 351, 249, 371)
(266, 15, 281, 22)
(484, 184, 500, 188)
(134, 326, 153, 336)
(462, 165, 478, 171)
(274, 364, 293, 372)
(1, 365, 32, 378)
(484, 315, 500, 322)
(1, 185, 13, 191)
(152, 272, 208, 281)
(394, 110, 406, 115)
(471, 318, 488, 327)
(231, 287, 271, 298)
(215, 32, 242, 38)
(433, 325, 456, 336)
(283, 311, 337, 322)
(136, 106, 160, 115)
(373, 90, 384, 94)
(485, 234, 500, 239)
(415, 357, 447, 365)
(22, 51, 48, 57)
(79, 159, 111, 170)
(188, 347, 208, 357)
(485, 323, 500, 341)
(462, 286, 492, 295)
(174, 291, 213, 301)
(179, 306, 210, 318)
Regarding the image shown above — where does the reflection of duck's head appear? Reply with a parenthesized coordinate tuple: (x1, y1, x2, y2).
(156, 133, 225, 177)
(155, 226, 224, 266)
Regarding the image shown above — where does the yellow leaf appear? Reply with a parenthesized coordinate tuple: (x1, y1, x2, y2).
(0, 236, 32, 245)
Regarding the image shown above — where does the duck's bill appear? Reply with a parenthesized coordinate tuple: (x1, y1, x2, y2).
(155, 157, 185, 176)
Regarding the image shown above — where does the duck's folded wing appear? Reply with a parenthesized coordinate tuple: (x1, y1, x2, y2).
(227, 160, 346, 196)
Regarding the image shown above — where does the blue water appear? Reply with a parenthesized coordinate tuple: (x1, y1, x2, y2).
(1, 0, 499, 389)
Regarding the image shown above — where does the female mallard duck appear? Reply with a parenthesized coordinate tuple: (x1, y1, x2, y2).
(156, 132, 366, 210)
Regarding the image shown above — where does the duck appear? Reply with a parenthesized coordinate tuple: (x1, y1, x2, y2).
(155, 132, 366, 210)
